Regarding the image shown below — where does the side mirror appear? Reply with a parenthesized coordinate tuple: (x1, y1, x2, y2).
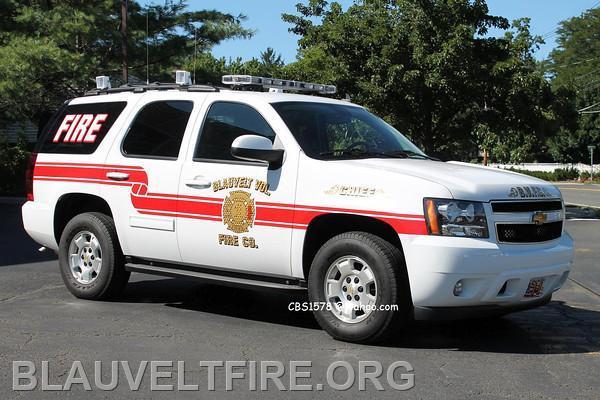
(231, 135, 284, 169)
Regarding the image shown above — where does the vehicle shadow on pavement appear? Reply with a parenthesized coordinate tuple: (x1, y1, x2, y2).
(120, 279, 600, 354)
(120, 278, 320, 330)
(0, 201, 57, 267)
(387, 301, 600, 355)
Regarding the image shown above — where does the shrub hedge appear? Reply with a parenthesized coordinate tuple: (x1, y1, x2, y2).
(505, 167, 581, 182)
(0, 136, 30, 196)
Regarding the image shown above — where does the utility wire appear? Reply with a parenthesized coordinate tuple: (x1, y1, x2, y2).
(537, 1, 600, 45)
(578, 101, 600, 112)
(575, 67, 600, 80)
(552, 56, 600, 69)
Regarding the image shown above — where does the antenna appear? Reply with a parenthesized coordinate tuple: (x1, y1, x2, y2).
(146, 8, 149, 84)
(193, 25, 197, 85)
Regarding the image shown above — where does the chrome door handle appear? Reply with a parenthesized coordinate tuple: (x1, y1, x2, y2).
(106, 172, 130, 181)
(185, 176, 211, 189)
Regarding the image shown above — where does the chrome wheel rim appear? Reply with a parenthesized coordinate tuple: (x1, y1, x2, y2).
(324, 255, 378, 324)
(68, 230, 102, 284)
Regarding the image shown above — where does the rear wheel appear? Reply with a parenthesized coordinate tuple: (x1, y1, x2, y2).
(308, 232, 411, 343)
(58, 212, 130, 300)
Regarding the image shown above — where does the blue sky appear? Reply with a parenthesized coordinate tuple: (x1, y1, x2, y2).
(179, 0, 599, 63)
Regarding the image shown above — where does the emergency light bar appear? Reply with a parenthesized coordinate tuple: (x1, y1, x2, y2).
(222, 75, 336, 95)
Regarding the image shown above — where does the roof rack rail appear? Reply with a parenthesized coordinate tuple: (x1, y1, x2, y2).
(85, 82, 219, 96)
(222, 75, 336, 95)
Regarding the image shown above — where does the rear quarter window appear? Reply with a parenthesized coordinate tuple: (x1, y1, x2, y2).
(38, 101, 127, 154)
(121, 100, 193, 159)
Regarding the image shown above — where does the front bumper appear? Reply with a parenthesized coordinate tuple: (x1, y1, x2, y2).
(413, 295, 552, 321)
(399, 232, 573, 319)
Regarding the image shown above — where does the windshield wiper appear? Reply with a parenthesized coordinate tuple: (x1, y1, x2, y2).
(319, 148, 440, 161)
(319, 148, 408, 159)
(383, 150, 440, 161)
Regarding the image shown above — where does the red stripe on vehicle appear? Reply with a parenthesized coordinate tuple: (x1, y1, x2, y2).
(33, 162, 428, 234)
(35, 162, 144, 170)
(257, 200, 424, 220)
(138, 210, 222, 222)
(34, 165, 148, 186)
(33, 176, 133, 187)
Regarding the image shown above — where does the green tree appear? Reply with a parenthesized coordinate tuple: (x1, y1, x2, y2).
(283, 0, 562, 162)
(0, 0, 252, 124)
(259, 47, 285, 76)
(545, 8, 600, 163)
(480, 18, 565, 163)
(0, 133, 30, 195)
(184, 48, 285, 85)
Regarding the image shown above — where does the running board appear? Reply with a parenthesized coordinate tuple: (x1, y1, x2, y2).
(125, 261, 307, 291)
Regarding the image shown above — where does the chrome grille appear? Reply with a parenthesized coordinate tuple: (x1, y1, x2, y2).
(492, 200, 563, 243)
(497, 221, 563, 243)
(491, 200, 562, 213)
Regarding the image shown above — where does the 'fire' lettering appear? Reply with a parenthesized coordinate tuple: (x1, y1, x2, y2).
(72, 114, 94, 142)
(52, 115, 76, 143)
(84, 114, 108, 143)
(51, 114, 108, 144)
(63, 114, 82, 142)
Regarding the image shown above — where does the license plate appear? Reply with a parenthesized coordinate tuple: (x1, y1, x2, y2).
(524, 278, 545, 298)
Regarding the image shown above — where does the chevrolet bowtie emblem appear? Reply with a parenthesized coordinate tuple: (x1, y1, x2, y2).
(531, 212, 548, 225)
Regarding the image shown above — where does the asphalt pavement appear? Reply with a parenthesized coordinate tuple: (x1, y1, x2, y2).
(1, 198, 599, 399)
(556, 183, 600, 209)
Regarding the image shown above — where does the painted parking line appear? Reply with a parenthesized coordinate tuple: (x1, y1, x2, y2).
(559, 187, 600, 192)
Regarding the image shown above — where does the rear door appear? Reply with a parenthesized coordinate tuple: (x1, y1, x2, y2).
(176, 98, 298, 276)
(103, 95, 198, 262)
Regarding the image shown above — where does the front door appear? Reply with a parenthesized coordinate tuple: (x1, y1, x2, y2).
(177, 100, 297, 276)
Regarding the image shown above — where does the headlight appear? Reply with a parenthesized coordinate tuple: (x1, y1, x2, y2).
(423, 198, 489, 238)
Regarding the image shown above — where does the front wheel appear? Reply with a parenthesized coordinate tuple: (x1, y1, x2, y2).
(58, 212, 130, 300)
(308, 232, 411, 343)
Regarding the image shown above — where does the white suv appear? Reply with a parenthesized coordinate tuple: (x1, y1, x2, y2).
(22, 74, 574, 343)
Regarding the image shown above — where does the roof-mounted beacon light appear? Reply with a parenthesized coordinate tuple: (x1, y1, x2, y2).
(95, 76, 111, 90)
(175, 70, 192, 86)
(222, 75, 336, 95)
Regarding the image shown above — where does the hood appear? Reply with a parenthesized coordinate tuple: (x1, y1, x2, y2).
(339, 159, 562, 201)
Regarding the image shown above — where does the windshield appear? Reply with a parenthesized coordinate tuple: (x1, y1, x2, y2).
(271, 102, 428, 160)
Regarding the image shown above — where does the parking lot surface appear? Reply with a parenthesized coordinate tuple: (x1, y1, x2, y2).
(556, 183, 600, 209)
(1, 198, 599, 399)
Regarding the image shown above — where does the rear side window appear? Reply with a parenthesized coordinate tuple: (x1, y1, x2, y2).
(194, 102, 275, 161)
(122, 101, 193, 159)
(39, 102, 127, 154)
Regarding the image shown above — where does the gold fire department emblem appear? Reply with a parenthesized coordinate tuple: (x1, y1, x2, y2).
(222, 190, 255, 233)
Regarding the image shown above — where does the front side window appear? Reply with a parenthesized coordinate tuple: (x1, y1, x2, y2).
(194, 102, 275, 161)
(122, 101, 193, 159)
(271, 102, 426, 160)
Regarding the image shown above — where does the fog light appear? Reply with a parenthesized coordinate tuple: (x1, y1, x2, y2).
(453, 280, 463, 296)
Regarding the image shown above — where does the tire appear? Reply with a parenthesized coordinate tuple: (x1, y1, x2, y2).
(308, 232, 411, 343)
(58, 212, 130, 300)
